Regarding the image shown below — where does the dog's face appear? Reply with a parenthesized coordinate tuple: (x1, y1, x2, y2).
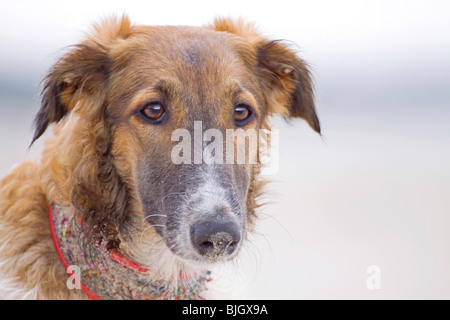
(33, 17, 320, 271)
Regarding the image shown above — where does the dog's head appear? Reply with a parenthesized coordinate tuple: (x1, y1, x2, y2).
(34, 16, 319, 273)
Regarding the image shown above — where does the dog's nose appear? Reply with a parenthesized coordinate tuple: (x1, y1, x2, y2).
(190, 219, 241, 259)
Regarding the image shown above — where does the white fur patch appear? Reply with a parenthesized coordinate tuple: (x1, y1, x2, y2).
(0, 275, 39, 300)
(202, 264, 249, 300)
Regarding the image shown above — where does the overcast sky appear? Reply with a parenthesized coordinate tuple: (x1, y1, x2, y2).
(1, 0, 450, 93)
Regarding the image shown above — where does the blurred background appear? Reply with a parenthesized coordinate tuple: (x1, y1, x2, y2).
(1, 0, 449, 299)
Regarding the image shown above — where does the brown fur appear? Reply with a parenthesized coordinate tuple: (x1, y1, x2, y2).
(0, 15, 319, 299)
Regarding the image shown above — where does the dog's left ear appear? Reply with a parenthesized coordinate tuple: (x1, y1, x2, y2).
(210, 17, 320, 134)
(256, 40, 320, 134)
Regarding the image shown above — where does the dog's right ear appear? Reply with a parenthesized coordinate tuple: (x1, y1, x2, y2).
(31, 15, 132, 145)
(31, 44, 111, 145)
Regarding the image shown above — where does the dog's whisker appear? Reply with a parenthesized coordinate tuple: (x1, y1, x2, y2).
(160, 192, 187, 205)
(241, 240, 262, 277)
(141, 214, 167, 226)
(145, 214, 168, 218)
(141, 214, 167, 227)
(148, 224, 165, 228)
(139, 224, 166, 244)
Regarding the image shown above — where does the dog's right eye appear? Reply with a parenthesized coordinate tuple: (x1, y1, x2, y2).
(234, 104, 254, 126)
(139, 102, 166, 123)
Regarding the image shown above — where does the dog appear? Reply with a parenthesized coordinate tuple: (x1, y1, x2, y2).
(0, 15, 320, 299)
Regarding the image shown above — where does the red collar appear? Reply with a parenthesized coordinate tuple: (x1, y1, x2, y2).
(49, 205, 101, 299)
(48, 204, 209, 300)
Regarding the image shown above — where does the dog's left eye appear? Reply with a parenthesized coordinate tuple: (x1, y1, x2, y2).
(140, 102, 166, 123)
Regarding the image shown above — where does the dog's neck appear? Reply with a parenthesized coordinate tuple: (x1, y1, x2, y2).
(49, 204, 210, 300)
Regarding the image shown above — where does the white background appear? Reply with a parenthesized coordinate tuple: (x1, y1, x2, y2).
(1, 0, 449, 299)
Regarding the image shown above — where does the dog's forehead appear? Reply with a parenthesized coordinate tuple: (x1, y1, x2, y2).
(141, 26, 240, 78)
(151, 25, 234, 56)
(168, 29, 228, 65)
